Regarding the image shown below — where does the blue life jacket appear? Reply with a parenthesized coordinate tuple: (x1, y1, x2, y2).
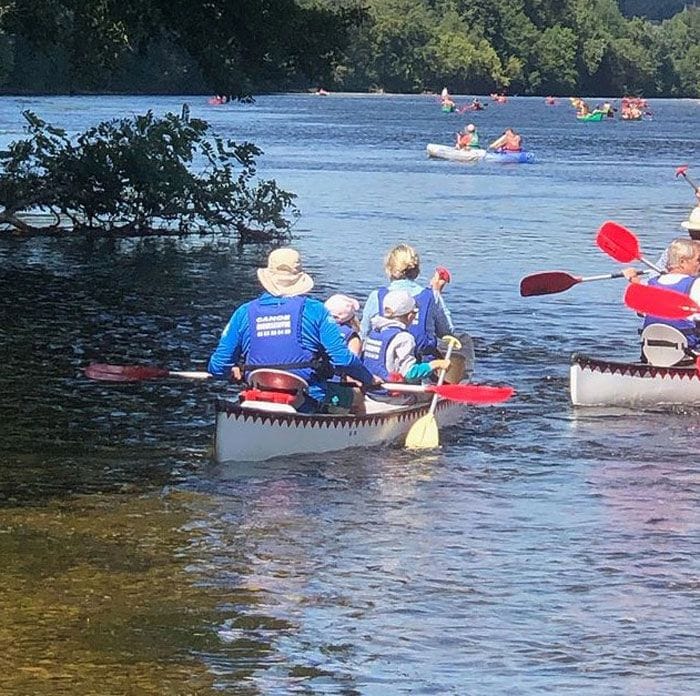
(643, 276, 700, 348)
(377, 286, 437, 358)
(244, 296, 329, 382)
(362, 325, 405, 380)
(338, 323, 359, 347)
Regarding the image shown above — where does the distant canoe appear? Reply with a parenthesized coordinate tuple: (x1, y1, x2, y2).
(577, 111, 605, 122)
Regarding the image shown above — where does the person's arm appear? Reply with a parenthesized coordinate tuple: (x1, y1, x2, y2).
(360, 289, 379, 338)
(489, 134, 505, 150)
(405, 358, 450, 382)
(390, 333, 420, 379)
(433, 292, 456, 336)
(208, 305, 248, 379)
(347, 335, 362, 357)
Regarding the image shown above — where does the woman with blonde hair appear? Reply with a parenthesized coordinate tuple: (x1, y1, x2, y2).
(360, 243, 455, 360)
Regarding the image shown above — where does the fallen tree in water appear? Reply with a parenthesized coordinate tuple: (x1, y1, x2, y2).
(0, 110, 298, 243)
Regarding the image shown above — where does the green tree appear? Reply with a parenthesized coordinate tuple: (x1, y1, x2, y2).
(367, 0, 434, 92)
(531, 25, 578, 93)
(0, 111, 298, 241)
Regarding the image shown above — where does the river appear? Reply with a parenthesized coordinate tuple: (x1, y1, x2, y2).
(0, 93, 699, 694)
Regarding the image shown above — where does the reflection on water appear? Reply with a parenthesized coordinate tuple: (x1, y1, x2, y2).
(1, 94, 699, 693)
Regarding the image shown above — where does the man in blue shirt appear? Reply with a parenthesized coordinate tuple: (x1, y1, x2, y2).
(208, 248, 379, 409)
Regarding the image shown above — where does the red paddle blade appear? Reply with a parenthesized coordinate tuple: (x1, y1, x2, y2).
(675, 165, 689, 177)
(623, 283, 700, 320)
(429, 383, 515, 404)
(596, 221, 641, 263)
(519, 271, 581, 296)
(85, 363, 171, 381)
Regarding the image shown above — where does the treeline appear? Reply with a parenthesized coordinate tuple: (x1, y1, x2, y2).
(0, 0, 698, 97)
(329, 0, 700, 97)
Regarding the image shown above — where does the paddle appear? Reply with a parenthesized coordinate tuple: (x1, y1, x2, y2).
(519, 269, 643, 297)
(675, 165, 699, 194)
(595, 221, 664, 273)
(85, 363, 211, 382)
(384, 381, 514, 404)
(623, 283, 700, 320)
(405, 336, 459, 449)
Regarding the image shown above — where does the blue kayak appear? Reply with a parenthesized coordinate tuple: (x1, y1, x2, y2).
(484, 150, 536, 164)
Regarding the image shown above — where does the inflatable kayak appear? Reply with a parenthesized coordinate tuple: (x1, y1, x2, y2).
(426, 144, 486, 162)
(577, 112, 605, 122)
(483, 150, 535, 164)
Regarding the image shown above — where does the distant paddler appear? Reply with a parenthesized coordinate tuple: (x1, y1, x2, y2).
(488, 127, 522, 153)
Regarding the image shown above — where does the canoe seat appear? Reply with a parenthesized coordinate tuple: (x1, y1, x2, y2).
(640, 324, 691, 367)
(248, 369, 309, 392)
(239, 399, 298, 414)
(245, 369, 308, 409)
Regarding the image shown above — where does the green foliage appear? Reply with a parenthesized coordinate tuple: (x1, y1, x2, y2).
(424, 10, 505, 92)
(0, 0, 698, 96)
(367, 0, 435, 92)
(0, 111, 298, 241)
(1, 0, 356, 97)
(531, 26, 578, 93)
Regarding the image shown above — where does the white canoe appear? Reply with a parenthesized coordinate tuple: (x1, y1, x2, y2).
(570, 353, 700, 407)
(426, 143, 486, 162)
(214, 396, 466, 462)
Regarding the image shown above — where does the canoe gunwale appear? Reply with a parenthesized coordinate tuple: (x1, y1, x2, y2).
(215, 395, 449, 428)
(571, 352, 699, 381)
(570, 352, 700, 407)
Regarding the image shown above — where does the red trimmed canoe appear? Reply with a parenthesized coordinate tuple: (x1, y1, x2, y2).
(214, 396, 466, 462)
(570, 353, 700, 407)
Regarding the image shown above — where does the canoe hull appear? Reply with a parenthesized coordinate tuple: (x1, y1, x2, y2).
(214, 397, 466, 462)
(426, 144, 485, 162)
(577, 112, 605, 122)
(483, 150, 536, 164)
(570, 353, 700, 407)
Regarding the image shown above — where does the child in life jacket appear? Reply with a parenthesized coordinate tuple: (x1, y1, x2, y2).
(362, 290, 450, 382)
(324, 293, 362, 356)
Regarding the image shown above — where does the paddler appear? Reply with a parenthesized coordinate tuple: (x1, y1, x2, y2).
(455, 123, 479, 150)
(622, 238, 700, 351)
(488, 127, 522, 152)
(360, 244, 455, 360)
(208, 248, 380, 412)
(362, 290, 450, 382)
(324, 293, 362, 356)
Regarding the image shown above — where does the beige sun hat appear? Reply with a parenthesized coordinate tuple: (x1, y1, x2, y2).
(257, 248, 314, 297)
(681, 206, 700, 233)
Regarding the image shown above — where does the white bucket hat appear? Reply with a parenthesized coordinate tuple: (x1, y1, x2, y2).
(257, 248, 314, 297)
(681, 206, 700, 233)
(383, 290, 416, 317)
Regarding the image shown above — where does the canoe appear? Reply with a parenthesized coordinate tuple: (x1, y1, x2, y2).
(570, 353, 700, 407)
(214, 394, 466, 462)
(426, 143, 486, 162)
(577, 112, 605, 122)
(483, 150, 536, 164)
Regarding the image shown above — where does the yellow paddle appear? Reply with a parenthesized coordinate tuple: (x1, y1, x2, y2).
(405, 335, 461, 450)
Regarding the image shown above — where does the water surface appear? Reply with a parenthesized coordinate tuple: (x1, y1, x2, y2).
(1, 93, 699, 694)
